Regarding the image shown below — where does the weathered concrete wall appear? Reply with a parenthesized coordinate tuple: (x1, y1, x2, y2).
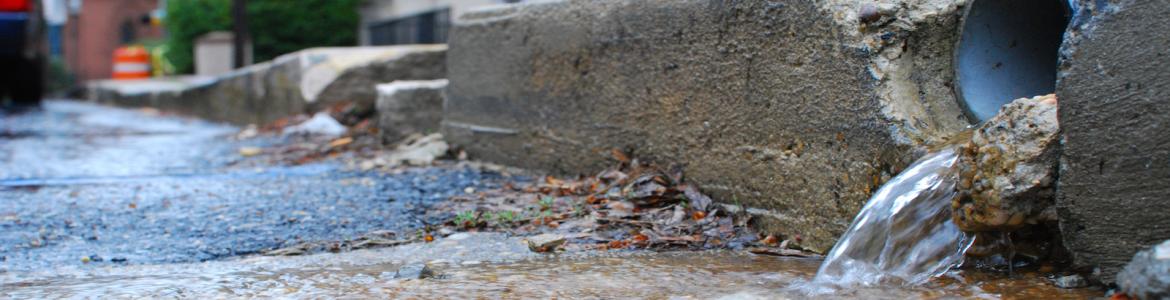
(89, 45, 446, 126)
(443, 0, 971, 251)
(306, 47, 447, 113)
(1056, 0, 1170, 283)
(376, 79, 449, 143)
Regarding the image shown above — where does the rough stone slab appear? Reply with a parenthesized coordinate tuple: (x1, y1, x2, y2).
(376, 79, 448, 143)
(1056, 0, 1170, 283)
(305, 46, 447, 113)
(443, 0, 969, 251)
(953, 94, 1060, 232)
(88, 45, 446, 125)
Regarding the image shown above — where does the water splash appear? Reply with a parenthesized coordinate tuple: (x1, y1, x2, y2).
(805, 148, 974, 291)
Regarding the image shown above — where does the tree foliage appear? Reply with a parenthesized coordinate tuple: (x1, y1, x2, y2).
(164, 0, 360, 74)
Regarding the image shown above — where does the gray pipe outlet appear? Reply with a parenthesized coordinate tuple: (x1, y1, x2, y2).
(954, 0, 1072, 123)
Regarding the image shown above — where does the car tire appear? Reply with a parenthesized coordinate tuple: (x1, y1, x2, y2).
(0, 57, 11, 103)
(10, 56, 43, 105)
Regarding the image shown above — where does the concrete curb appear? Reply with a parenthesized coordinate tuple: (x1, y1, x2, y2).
(442, 0, 971, 251)
(376, 79, 449, 143)
(87, 45, 446, 125)
(1056, 0, 1170, 283)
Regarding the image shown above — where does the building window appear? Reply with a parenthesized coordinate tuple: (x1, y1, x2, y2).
(368, 8, 450, 45)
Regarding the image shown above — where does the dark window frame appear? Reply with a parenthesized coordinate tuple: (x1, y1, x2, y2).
(368, 8, 451, 45)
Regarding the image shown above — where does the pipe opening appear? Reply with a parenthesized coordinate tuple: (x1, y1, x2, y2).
(954, 0, 1072, 123)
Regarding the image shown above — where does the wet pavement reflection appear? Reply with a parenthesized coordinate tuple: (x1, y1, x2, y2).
(0, 102, 1104, 298)
(0, 233, 1101, 299)
(0, 101, 502, 270)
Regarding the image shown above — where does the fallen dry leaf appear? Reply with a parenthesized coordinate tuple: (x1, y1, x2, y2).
(748, 247, 812, 257)
(328, 137, 354, 148)
(431, 154, 770, 253)
(761, 235, 780, 247)
(611, 148, 630, 163)
(680, 184, 712, 212)
(692, 211, 707, 221)
(238, 147, 263, 157)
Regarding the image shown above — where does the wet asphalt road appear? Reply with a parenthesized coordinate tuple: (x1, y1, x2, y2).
(0, 101, 502, 271)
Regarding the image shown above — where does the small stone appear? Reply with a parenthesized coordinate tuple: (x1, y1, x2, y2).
(359, 160, 377, 171)
(858, 4, 882, 24)
(1053, 274, 1088, 289)
(525, 234, 566, 253)
(394, 263, 436, 279)
(1117, 240, 1170, 299)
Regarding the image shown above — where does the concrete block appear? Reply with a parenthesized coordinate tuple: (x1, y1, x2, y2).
(89, 45, 446, 125)
(443, 0, 971, 251)
(953, 94, 1060, 232)
(1056, 0, 1170, 283)
(376, 79, 448, 143)
(303, 46, 447, 113)
(194, 31, 250, 76)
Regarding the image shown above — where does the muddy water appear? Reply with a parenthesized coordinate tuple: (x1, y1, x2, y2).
(0, 233, 1100, 299)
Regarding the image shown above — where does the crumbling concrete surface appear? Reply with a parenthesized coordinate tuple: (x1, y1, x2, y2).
(443, 0, 969, 251)
(88, 45, 446, 125)
(1056, 0, 1170, 283)
(953, 94, 1060, 232)
(306, 47, 446, 113)
(376, 79, 448, 143)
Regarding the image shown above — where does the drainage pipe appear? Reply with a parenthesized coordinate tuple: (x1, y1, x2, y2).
(954, 0, 1072, 123)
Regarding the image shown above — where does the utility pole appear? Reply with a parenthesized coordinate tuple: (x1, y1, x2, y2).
(231, 0, 248, 69)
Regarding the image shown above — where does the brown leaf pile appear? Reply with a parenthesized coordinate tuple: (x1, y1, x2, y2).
(430, 150, 811, 254)
(233, 104, 447, 167)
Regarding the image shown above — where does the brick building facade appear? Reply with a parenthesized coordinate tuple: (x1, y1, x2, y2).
(63, 0, 162, 81)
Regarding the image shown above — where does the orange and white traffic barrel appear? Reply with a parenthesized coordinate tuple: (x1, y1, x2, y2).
(112, 45, 151, 80)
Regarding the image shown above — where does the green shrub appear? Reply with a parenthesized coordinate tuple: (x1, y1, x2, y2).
(164, 0, 360, 74)
(44, 57, 75, 96)
(246, 0, 360, 62)
(163, 0, 231, 74)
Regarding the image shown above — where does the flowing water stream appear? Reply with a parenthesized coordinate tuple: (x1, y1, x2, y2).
(0, 233, 1098, 299)
(801, 147, 975, 293)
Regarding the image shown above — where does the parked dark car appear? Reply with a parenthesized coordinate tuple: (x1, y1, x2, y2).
(0, 0, 43, 106)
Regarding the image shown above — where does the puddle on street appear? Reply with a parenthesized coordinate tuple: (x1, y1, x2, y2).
(0, 234, 1100, 299)
(368, 254, 1099, 299)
